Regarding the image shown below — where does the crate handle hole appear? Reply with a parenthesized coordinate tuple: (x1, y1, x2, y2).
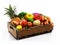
(10, 26, 14, 31)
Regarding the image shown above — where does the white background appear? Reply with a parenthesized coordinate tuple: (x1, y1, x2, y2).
(0, 0, 60, 45)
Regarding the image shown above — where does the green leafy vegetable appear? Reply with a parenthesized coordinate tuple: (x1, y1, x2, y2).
(18, 12, 27, 19)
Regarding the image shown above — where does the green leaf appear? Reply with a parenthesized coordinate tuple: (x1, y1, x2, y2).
(25, 26, 29, 30)
(4, 5, 17, 19)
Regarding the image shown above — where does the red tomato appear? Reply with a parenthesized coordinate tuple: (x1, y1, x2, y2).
(28, 22, 33, 27)
(20, 19, 28, 26)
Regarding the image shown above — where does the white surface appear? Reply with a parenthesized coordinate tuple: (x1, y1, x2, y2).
(0, 0, 60, 45)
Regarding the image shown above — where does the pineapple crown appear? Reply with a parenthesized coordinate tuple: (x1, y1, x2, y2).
(5, 5, 17, 19)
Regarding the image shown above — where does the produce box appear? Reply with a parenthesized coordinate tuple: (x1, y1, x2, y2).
(8, 22, 53, 40)
(5, 5, 54, 40)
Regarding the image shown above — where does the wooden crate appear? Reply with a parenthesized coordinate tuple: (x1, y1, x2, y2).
(7, 22, 53, 40)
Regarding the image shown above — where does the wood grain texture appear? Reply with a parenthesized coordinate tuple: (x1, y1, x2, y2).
(8, 22, 53, 40)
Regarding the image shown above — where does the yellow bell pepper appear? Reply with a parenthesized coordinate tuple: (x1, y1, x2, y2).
(25, 13, 33, 19)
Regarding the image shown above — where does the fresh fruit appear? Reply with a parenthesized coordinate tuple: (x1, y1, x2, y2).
(47, 16, 52, 23)
(5, 5, 17, 19)
(41, 22, 43, 25)
(41, 15, 45, 21)
(20, 19, 28, 26)
(11, 17, 20, 25)
(28, 22, 33, 27)
(11, 20, 19, 25)
(44, 17, 48, 20)
(47, 16, 53, 25)
(33, 20, 40, 26)
(25, 13, 33, 19)
(16, 25, 22, 30)
(18, 12, 27, 19)
(33, 13, 42, 21)
(44, 20, 48, 25)
(47, 16, 51, 21)
(27, 18, 34, 22)
(44, 21, 48, 25)
(5, 5, 53, 31)
(42, 17, 49, 25)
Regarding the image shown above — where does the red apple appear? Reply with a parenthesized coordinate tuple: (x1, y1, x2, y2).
(20, 19, 28, 26)
(28, 22, 33, 27)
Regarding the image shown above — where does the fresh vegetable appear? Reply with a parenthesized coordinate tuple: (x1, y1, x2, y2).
(20, 19, 28, 26)
(5, 5, 53, 31)
(18, 12, 27, 19)
(27, 18, 34, 22)
(16, 25, 22, 30)
(25, 26, 29, 30)
(33, 13, 42, 21)
(33, 20, 40, 25)
(33, 13, 40, 16)
(28, 22, 33, 27)
(25, 13, 33, 19)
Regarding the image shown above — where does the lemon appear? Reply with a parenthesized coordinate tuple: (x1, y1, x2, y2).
(16, 25, 22, 30)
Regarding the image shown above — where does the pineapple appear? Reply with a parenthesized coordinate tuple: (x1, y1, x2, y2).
(5, 5, 20, 25)
(5, 5, 17, 19)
